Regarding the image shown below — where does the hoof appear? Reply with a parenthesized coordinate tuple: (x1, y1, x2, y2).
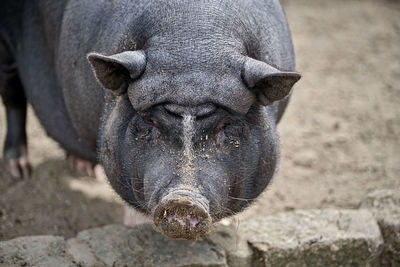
(6, 155, 31, 179)
(67, 154, 96, 178)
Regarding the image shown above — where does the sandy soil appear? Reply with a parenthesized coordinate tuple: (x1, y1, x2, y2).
(1, 0, 399, 240)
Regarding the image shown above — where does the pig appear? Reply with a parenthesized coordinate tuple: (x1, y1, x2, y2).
(0, 0, 300, 239)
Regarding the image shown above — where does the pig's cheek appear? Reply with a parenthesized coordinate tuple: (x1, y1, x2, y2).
(215, 131, 226, 148)
(131, 176, 145, 204)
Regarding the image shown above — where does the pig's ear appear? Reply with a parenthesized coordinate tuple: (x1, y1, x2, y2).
(87, 50, 146, 95)
(243, 57, 301, 106)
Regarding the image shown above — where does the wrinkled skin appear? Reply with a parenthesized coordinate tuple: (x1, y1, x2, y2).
(101, 97, 278, 214)
(1, 0, 300, 239)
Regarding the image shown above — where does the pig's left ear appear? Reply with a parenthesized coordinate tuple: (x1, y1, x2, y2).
(87, 50, 146, 95)
(242, 57, 301, 106)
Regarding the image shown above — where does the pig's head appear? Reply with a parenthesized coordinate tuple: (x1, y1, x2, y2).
(87, 50, 300, 239)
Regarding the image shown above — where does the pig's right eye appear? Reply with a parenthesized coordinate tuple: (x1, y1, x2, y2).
(130, 115, 159, 142)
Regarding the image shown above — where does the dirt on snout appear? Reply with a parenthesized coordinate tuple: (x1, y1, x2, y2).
(1, 0, 400, 240)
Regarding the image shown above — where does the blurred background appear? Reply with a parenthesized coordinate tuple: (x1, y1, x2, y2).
(1, 0, 399, 240)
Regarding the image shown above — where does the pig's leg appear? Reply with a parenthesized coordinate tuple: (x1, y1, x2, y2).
(0, 65, 31, 179)
(123, 206, 152, 226)
(66, 153, 96, 178)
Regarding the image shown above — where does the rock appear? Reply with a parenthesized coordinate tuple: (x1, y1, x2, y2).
(73, 224, 228, 267)
(0, 235, 75, 266)
(360, 189, 400, 266)
(0, 225, 228, 267)
(0, 209, 387, 267)
(206, 224, 253, 267)
(66, 238, 104, 267)
(236, 209, 383, 266)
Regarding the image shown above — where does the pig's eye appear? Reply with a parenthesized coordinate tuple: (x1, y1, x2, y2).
(131, 115, 159, 141)
(217, 121, 243, 137)
(216, 121, 243, 148)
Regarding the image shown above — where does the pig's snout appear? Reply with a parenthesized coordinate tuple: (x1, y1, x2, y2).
(153, 194, 211, 239)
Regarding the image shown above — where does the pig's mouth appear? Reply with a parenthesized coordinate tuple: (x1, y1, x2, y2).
(153, 197, 212, 239)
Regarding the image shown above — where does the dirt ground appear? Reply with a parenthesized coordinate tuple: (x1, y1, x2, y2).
(1, 0, 399, 241)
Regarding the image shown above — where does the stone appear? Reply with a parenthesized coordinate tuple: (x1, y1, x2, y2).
(237, 209, 383, 266)
(0, 208, 388, 267)
(0, 224, 228, 267)
(360, 189, 400, 266)
(74, 224, 228, 267)
(206, 224, 253, 267)
(0, 235, 75, 266)
(66, 238, 104, 267)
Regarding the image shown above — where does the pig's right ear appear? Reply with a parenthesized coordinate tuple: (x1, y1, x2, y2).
(87, 50, 146, 95)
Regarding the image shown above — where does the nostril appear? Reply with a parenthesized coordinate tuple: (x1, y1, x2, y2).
(189, 216, 199, 227)
(163, 210, 200, 227)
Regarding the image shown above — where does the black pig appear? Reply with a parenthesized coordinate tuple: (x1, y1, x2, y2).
(0, 0, 300, 239)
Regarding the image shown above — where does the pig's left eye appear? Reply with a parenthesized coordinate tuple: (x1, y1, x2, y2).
(215, 120, 243, 148)
(216, 120, 243, 138)
(130, 115, 159, 141)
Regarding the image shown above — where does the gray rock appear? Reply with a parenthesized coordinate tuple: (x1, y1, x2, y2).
(74, 224, 227, 267)
(66, 238, 104, 267)
(0, 235, 76, 266)
(206, 224, 253, 267)
(360, 189, 400, 266)
(0, 208, 388, 267)
(0, 225, 228, 267)
(237, 209, 383, 267)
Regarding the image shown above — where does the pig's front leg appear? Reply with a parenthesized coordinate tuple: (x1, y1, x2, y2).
(66, 153, 96, 177)
(123, 206, 152, 226)
(0, 65, 31, 179)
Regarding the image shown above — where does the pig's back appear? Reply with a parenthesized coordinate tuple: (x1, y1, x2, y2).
(4, 0, 294, 159)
